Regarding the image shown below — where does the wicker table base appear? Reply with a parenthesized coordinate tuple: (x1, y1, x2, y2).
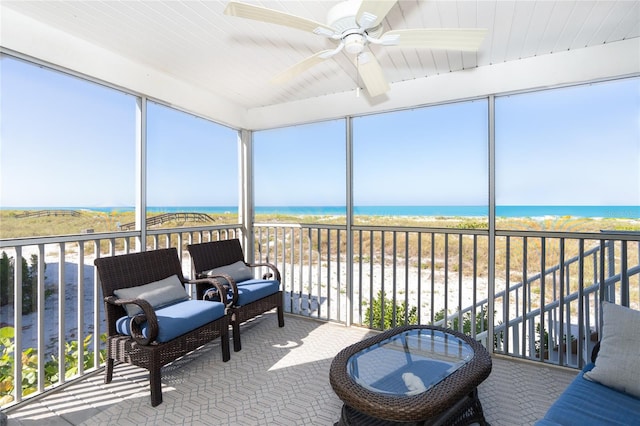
(335, 389, 488, 426)
(329, 326, 492, 426)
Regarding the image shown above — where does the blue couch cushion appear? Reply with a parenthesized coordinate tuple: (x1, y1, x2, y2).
(116, 299, 226, 343)
(536, 363, 640, 425)
(235, 279, 280, 306)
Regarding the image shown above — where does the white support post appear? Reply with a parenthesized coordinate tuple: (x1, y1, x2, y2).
(58, 243, 66, 385)
(13, 246, 23, 403)
(346, 117, 353, 327)
(239, 129, 254, 259)
(487, 95, 496, 353)
(136, 97, 147, 251)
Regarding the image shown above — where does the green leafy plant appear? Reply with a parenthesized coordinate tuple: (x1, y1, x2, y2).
(555, 333, 577, 353)
(434, 306, 490, 334)
(434, 306, 503, 348)
(534, 323, 549, 357)
(0, 326, 106, 404)
(364, 290, 418, 330)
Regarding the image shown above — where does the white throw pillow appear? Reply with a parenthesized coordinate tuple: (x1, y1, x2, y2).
(203, 260, 254, 283)
(114, 274, 189, 317)
(583, 301, 640, 398)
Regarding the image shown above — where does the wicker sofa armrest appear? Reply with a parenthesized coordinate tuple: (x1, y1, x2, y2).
(194, 274, 238, 306)
(104, 296, 159, 345)
(247, 261, 281, 282)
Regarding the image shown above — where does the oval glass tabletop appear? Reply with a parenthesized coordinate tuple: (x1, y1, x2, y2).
(346, 328, 475, 396)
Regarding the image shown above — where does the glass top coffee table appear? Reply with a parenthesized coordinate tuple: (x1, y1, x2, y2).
(329, 325, 492, 425)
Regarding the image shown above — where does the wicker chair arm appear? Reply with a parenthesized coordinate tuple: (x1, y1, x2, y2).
(190, 275, 236, 308)
(247, 261, 281, 282)
(104, 296, 159, 345)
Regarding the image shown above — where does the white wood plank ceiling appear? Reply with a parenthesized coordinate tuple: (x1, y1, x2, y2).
(2, 1, 639, 113)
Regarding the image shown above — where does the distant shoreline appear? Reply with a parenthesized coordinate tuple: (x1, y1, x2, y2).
(2, 205, 639, 219)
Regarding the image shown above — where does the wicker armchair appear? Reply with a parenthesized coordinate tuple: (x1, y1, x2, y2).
(94, 247, 230, 406)
(187, 239, 284, 352)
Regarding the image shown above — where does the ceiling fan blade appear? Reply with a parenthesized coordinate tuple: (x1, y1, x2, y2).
(381, 28, 488, 51)
(224, 1, 336, 35)
(271, 50, 335, 85)
(357, 52, 390, 98)
(356, 0, 397, 29)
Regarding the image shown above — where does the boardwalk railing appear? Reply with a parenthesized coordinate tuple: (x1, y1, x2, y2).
(119, 212, 215, 230)
(0, 223, 638, 408)
(14, 210, 80, 218)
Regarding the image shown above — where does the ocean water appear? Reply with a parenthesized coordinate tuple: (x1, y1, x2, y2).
(5, 205, 639, 219)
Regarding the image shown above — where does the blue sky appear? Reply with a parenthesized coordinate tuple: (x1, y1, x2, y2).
(1, 55, 639, 208)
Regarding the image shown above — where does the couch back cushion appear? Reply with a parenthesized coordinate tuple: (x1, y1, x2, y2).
(583, 302, 640, 398)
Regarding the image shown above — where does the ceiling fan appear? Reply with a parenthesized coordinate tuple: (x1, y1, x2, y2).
(224, 0, 487, 98)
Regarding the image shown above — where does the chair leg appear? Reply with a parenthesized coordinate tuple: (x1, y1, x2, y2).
(150, 368, 163, 407)
(104, 358, 114, 384)
(221, 330, 231, 362)
(277, 305, 285, 327)
(232, 320, 241, 352)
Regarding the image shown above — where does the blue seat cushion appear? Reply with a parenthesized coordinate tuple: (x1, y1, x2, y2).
(536, 363, 640, 425)
(116, 299, 226, 343)
(235, 279, 280, 306)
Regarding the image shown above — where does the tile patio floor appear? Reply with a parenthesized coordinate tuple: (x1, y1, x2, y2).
(4, 313, 578, 425)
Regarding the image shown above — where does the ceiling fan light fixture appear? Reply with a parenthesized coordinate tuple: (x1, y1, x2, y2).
(344, 33, 365, 54)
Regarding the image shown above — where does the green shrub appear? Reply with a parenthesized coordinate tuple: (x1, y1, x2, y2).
(453, 220, 488, 230)
(433, 306, 503, 348)
(0, 251, 45, 315)
(0, 252, 9, 307)
(0, 326, 106, 404)
(364, 290, 418, 330)
(434, 306, 490, 334)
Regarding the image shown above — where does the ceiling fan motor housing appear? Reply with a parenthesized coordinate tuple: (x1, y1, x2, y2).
(327, 0, 360, 30)
(327, 0, 384, 40)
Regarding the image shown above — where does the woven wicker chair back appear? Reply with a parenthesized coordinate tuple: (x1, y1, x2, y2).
(188, 239, 246, 272)
(95, 247, 187, 322)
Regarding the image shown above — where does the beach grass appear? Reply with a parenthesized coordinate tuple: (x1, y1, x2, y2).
(2, 208, 638, 240)
(0, 210, 239, 239)
(2, 209, 638, 298)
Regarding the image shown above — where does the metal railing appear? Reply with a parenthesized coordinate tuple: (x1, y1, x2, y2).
(253, 225, 639, 363)
(1, 223, 638, 408)
(0, 225, 241, 407)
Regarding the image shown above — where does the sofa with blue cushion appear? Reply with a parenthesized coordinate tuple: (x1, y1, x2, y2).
(536, 302, 640, 425)
(188, 238, 284, 352)
(94, 247, 231, 407)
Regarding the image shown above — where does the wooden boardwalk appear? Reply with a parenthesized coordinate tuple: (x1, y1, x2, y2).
(14, 210, 80, 218)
